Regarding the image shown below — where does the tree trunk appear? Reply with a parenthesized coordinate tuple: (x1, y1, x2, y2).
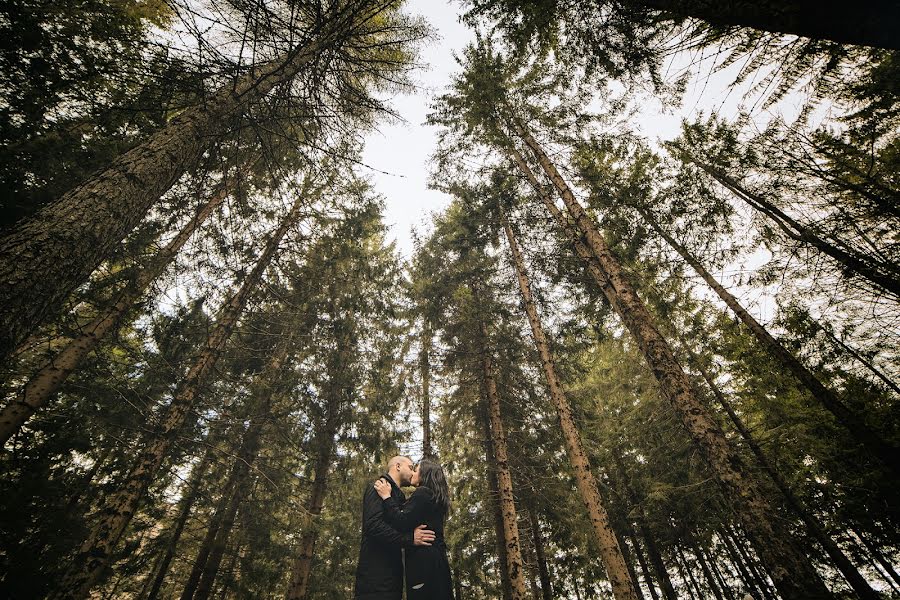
(611, 453, 678, 600)
(675, 544, 704, 599)
(814, 323, 900, 397)
(520, 514, 542, 600)
(615, 523, 647, 600)
(0, 0, 390, 364)
(485, 415, 515, 600)
(50, 190, 307, 600)
(181, 418, 265, 600)
(507, 130, 833, 599)
(687, 351, 882, 599)
(851, 528, 900, 590)
(626, 522, 660, 600)
(684, 154, 900, 298)
(501, 208, 640, 599)
(478, 319, 529, 600)
(193, 482, 248, 600)
(0, 177, 231, 446)
(528, 509, 554, 600)
(188, 327, 296, 600)
(686, 534, 724, 600)
(706, 545, 736, 600)
(632, 0, 900, 50)
(144, 449, 216, 600)
(642, 207, 899, 478)
(420, 324, 433, 458)
(671, 548, 696, 600)
(284, 389, 341, 600)
(727, 524, 776, 600)
(718, 528, 763, 600)
(66, 445, 114, 511)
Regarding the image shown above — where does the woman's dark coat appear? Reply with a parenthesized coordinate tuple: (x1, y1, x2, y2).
(353, 475, 414, 600)
(381, 486, 454, 600)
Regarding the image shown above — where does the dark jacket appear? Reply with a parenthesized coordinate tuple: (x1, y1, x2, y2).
(381, 487, 454, 600)
(353, 475, 414, 600)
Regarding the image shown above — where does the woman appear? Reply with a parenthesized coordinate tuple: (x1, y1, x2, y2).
(373, 459, 454, 599)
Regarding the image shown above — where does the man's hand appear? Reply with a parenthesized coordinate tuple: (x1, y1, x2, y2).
(413, 524, 435, 546)
(373, 478, 391, 500)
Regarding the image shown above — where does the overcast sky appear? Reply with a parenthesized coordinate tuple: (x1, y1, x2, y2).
(360, 1, 816, 260)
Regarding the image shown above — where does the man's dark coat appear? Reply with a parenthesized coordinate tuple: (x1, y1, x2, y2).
(353, 474, 413, 600)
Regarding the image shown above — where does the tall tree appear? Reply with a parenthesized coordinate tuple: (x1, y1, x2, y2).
(499, 204, 639, 600)
(50, 182, 310, 599)
(0, 0, 423, 364)
(0, 171, 238, 446)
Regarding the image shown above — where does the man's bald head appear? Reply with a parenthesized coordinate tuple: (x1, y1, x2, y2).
(386, 455, 415, 487)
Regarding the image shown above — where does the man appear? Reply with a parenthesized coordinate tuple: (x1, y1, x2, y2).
(354, 455, 435, 599)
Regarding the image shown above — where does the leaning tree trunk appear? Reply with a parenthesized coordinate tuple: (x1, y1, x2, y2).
(682, 153, 900, 298)
(626, 521, 660, 600)
(0, 0, 388, 364)
(284, 387, 342, 600)
(478, 319, 529, 600)
(192, 480, 249, 600)
(813, 322, 900, 397)
(420, 324, 433, 458)
(528, 509, 554, 600)
(632, 0, 900, 49)
(501, 209, 639, 600)
(181, 418, 267, 600)
(685, 349, 881, 600)
(143, 444, 218, 600)
(0, 176, 232, 446)
(611, 451, 678, 600)
(484, 413, 515, 600)
(640, 205, 900, 477)
(184, 337, 293, 600)
(507, 128, 833, 600)
(50, 191, 307, 600)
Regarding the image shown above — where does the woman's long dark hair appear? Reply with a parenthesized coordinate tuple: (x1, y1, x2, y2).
(416, 459, 450, 514)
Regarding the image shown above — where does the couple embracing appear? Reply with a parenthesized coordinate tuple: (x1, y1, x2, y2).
(353, 456, 454, 599)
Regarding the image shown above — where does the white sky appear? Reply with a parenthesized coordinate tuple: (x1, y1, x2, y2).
(361, 1, 817, 261)
(361, 1, 473, 258)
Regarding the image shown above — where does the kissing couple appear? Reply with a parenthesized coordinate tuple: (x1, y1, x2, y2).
(353, 456, 454, 599)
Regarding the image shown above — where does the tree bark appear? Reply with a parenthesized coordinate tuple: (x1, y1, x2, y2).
(687, 351, 882, 599)
(284, 388, 341, 600)
(631, 0, 900, 50)
(0, 177, 231, 446)
(50, 190, 307, 600)
(144, 449, 216, 600)
(706, 545, 736, 600)
(507, 129, 833, 599)
(0, 0, 392, 364)
(718, 527, 763, 600)
(181, 418, 265, 600)
(611, 452, 678, 600)
(626, 522, 660, 600)
(420, 324, 433, 459)
(193, 482, 248, 600)
(528, 509, 554, 600)
(478, 319, 529, 600)
(851, 528, 900, 591)
(642, 206, 900, 478)
(674, 544, 704, 599)
(501, 208, 639, 599)
(727, 524, 776, 600)
(686, 533, 724, 600)
(814, 323, 900, 397)
(684, 154, 900, 298)
(614, 523, 647, 600)
(484, 414, 515, 600)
